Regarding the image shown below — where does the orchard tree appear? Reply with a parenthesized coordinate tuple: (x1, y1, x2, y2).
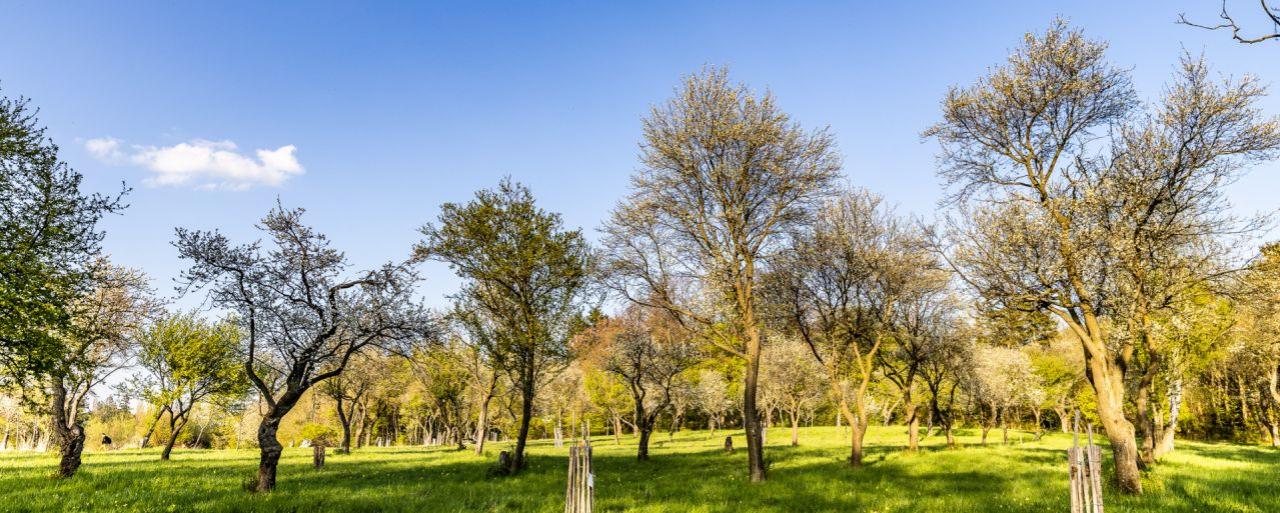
(601, 307, 700, 460)
(417, 179, 591, 474)
(135, 312, 246, 460)
(174, 204, 431, 492)
(767, 189, 936, 465)
(1, 90, 127, 389)
(925, 20, 1279, 492)
(602, 67, 840, 481)
(48, 262, 156, 477)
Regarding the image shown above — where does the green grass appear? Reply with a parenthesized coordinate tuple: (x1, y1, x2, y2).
(1, 426, 1275, 512)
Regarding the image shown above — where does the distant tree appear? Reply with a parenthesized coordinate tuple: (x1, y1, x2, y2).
(1179, 1, 1280, 44)
(135, 312, 246, 460)
(601, 307, 700, 460)
(584, 369, 632, 444)
(760, 338, 824, 446)
(174, 204, 431, 492)
(47, 262, 156, 477)
(969, 344, 1036, 445)
(319, 354, 378, 454)
(0, 90, 127, 389)
(409, 342, 472, 450)
(417, 179, 590, 474)
(602, 67, 840, 481)
(695, 370, 733, 437)
(766, 189, 936, 465)
(448, 304, 505, 455)
(919, 323, 973, 447)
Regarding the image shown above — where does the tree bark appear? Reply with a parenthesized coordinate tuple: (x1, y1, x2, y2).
(742, 324, 766, 482)
(49, 377, 86, 478)
(256, 413, 285, 492)
(789, 410, 800, 446)
(473, 376, 496, 455)
(161, 416, 188, 461)
(509, 362, 535, 474)
(139, 405, 168, 449)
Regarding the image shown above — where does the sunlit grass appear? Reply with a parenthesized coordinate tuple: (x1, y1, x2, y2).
(1, 426, 1275, 512)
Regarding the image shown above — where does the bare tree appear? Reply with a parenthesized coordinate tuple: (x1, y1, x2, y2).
(174, 204, 430, 492)
(1179, 0, 1280, 44)
(602, 67, 840, 481)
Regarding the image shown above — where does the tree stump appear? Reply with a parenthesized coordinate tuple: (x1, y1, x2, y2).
(313, 445, 326, 469)
(724, 436, 734, 453)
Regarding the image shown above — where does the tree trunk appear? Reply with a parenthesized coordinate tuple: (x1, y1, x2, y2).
(161, 413, 189, 461)
(139, 406, 168, 449)
(255, 414, 284, 492)
(790, 410, 800, 446)
(637, 426, 652, 461)
(509, 364, 535, 474)
(49, 377, 85, 478)
(1054, 403, 1070, 434)
(1152, 377, 1183, 459)
(1085, 348, 1144, 494)
(742, 325, 766, 482)
(473, 383, 494, 455)
(905, 402, 920, 451)
(612, 415, 623, 445)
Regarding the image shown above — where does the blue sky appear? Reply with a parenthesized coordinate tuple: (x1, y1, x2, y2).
(3, 0, 1278, 309)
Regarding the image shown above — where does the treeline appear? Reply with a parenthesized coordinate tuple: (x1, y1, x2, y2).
(2, 19, 1279, 496)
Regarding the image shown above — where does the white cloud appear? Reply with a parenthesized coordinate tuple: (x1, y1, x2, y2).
(84, 137, 125, 162)
(84, 137, 304, 190)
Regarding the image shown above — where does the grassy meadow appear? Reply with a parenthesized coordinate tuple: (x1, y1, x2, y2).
(1, 426, 1275, 512)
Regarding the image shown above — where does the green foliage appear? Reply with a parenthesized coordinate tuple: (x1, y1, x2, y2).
(0, 89, 127, 389)
(136, 312, 246, 410)
(299, 423, 339, 447)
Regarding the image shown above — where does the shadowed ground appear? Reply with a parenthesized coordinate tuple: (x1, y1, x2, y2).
(0, 426, 1275, 512)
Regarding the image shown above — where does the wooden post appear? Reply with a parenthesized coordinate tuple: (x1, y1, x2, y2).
(1068, 411, 1104, 513)
(565, 438, 593, 513)
(313, 445, 326, 470)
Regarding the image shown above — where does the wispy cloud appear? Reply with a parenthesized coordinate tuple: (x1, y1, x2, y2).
(85, 137, 304, 190)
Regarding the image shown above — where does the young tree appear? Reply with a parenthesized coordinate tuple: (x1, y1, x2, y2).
(1, 90, 127, 389)
(601, 307, 700, 460)
(47, 262, 155, 477)
(135, 312, 246, 460)
(174, 204, 430, 492)
(602, 67, 840, 481)
(417, 179, 590, 474)
(925, 20, 1279, 492)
